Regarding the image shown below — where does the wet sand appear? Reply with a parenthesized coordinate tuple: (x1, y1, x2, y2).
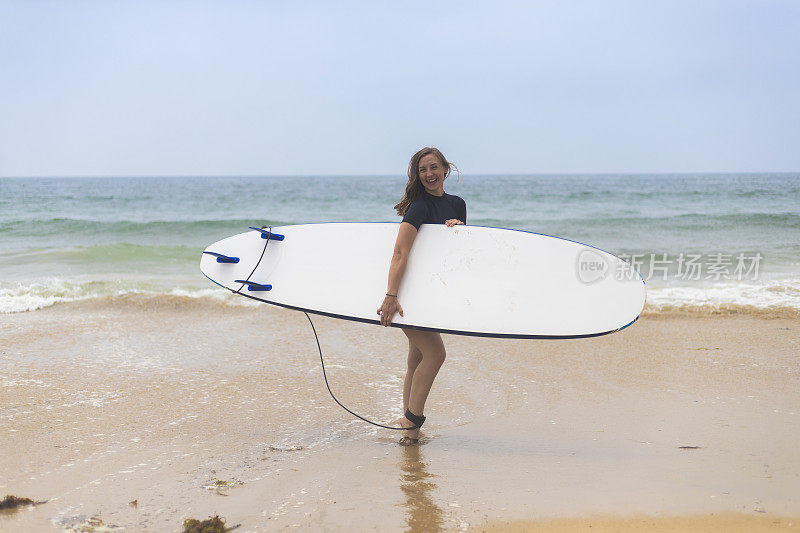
(476, 513, 798, 532)
(1, 296, 799, 531)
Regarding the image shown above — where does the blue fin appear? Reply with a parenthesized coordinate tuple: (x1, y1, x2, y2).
(202, 251, 240, 263)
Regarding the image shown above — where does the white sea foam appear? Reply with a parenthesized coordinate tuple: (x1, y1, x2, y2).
(2, 276, 799, 314)
(0, 279, 258, 313)
(645, 278, 800, 312)
(0, 278, 94, 313)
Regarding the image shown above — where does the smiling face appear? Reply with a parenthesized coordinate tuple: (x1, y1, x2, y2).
(417, 153, 446, 196)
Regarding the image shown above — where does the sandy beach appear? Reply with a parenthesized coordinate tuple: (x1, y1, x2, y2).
(1, 296, 798, 531)
(4, 0, 800, 529)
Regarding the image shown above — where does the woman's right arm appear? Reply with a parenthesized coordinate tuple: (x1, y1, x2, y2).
(377, 222, 418, 327)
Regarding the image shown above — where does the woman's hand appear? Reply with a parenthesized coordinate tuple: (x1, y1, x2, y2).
(377, 295, 404, 327)
(445, 219, 464, 227)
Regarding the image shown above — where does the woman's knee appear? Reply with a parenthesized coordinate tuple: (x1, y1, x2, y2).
(407, 344, 423, 366)
(405, 329, 446, 365)
(425, 346, 446, 367)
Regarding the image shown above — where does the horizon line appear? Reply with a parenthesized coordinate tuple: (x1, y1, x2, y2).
(2, 170, 799, 179)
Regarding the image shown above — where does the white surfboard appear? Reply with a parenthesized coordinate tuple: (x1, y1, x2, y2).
(200, 223, 645, 339)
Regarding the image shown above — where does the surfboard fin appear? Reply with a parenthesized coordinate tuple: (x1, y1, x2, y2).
(202, 251, 240, 263)
(235, 280, 272, 291)
(248, 227, 285, 241)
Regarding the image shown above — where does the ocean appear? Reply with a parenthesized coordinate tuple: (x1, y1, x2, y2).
(1, 173, 799, 315)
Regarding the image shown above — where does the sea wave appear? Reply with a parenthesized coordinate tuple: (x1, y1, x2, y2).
(3, 277, 799, 318)
(0, 217, 295, 241)
(3, 211, 799, 233)
(1, 243, 201, 266)
(0, 279, 259, 313)
(553, 212, 800, 228)
(645, 279, 800, 312)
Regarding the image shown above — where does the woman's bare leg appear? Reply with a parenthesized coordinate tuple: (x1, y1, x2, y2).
(403, 343, 423, 412)
(401, 329, 446, 440)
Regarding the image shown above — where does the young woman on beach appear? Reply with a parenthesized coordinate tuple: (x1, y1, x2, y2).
(376, 147, 466, 446)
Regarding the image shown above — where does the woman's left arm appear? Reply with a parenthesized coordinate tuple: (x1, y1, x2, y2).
(377, 222, 418, 326)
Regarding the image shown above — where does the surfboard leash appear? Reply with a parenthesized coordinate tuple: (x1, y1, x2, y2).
(302, 311, 413, 431)
(251, 226, 413, 431)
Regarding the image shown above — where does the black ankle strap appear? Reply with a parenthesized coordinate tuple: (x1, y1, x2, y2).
(404, 409, 426, 429)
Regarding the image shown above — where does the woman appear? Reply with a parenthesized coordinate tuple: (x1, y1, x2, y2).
(376, 147, 466, 446)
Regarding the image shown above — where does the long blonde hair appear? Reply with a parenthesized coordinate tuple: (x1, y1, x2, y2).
(394, 147, 459, 216)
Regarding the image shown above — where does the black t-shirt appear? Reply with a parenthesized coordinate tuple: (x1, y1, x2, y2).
(401, 191, 467, 230)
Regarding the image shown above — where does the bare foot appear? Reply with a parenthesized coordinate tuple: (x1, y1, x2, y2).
(399, 413, 421, 442)
(398, 436, 419, 446)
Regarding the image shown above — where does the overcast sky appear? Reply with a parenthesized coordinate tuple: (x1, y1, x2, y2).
(1, 1, 798, 176)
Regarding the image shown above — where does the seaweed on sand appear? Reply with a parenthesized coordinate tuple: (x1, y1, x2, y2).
(0, 494, 45, 510)
(182, 515, 240, 533)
